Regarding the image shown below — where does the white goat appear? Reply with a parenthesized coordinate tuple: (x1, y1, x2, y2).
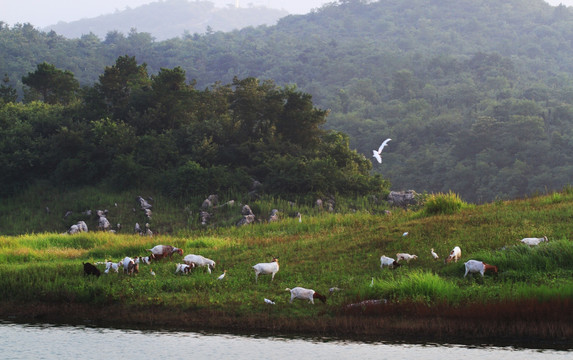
(135, 256, 153, 265)
(464, 259, 498, 277)
(285, 287, 327, 304)
(183, 254, 216, 273)
(147, 245, 183, 260)
(396, 253, 418, 263)
(380, 255, 400, 269)
(104, 260, 121, 274)
(252, 257, 279, 283)
(122, 256, 139, 275)
(175, 263, 193, 274)
(520, 236, 548, 246)
(445, 246, 462, 264)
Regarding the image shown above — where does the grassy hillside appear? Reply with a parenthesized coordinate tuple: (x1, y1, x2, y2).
(1, 187, 572, 342)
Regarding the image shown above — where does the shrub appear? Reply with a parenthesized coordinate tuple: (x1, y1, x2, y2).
(423, 191, 467, 215)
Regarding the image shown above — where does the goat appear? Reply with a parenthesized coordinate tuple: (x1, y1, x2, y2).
(183, 254, 216, 273)
(285, 287, 327, 304)
(83, 262, 101, 277)
(396, 253, 418, 263)
(122, 257, 139, 275)
(252, 257, 279, 283)
(519, 236, 548, 246)
(135, 256, 154, 265)
(464, 260, 498, 278)
(445, 246, 462, 264)
(146, 245, 184, 260)
(380, 255, 401, 269)
(104, 260, 121, 274)
(175, 263, 194, 275)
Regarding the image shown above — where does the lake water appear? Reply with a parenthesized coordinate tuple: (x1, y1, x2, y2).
(0, 321, 570, 359)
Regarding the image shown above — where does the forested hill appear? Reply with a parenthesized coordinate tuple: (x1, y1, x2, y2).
(44, 0, 289, 41)
(2, 0, 573, 202)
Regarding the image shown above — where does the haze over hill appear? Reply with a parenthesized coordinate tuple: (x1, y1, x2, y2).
(43, 0, 290, 40)
(3, 0, 332, 28)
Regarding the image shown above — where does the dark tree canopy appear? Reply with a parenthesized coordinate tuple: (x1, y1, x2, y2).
(22, 63, 79, 104)
(0, 57, 386, 198)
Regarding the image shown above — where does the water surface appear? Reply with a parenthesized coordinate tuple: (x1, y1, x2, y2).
(0, 322, 569, 359)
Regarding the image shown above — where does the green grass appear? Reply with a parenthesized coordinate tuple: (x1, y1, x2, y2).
(0, 187, 572, 321)
(422, 191, 470, 215)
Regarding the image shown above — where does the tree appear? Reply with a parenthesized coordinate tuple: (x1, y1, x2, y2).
(391, 69, 416, 100)
(95, 55, 150, 120)
(0, 74, 17, 104)
(148, 66, 195, 130)
(277, 86, 327, 148)
(21, 63, 79, 104)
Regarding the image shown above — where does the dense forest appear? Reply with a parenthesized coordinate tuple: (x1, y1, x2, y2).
(2, 0, 573, 202)
(0, 56, 385, 198)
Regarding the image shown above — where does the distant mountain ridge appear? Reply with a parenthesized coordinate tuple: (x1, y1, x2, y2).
(44, 0, 289, 40)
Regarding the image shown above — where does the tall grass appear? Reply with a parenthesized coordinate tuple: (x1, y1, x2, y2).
(422, 191, 469, 215)
(369, 269, 461, 304)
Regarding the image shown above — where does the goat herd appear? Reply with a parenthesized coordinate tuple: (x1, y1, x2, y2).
(380, 236, 550, 278)
(82, 236, 550, 305)
(82, 244, 327, 305)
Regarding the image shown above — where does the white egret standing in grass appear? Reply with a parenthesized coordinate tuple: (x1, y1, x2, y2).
(431, 248, 439, 260)
(217, 270, 227, 280)
(372, 138, 392, 163)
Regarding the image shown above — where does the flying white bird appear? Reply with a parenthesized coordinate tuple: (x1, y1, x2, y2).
(217, 270, 227, 280)
(372, 138, 392, 163)
(264, 298, 276, 305)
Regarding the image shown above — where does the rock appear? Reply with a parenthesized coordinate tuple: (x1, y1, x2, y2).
(77, 221, 88, 232)
(241, 205, 254, 216)
(136, 196, 152, 210)
(200, 211, 211, 226)
(237, 214, 255, 226)
(67, 224, 80, 235)
(207, 194, 218, 206)
(98, 216, 111, 231)
(268, 209, 279, 222)
(387, 190, 418, 208)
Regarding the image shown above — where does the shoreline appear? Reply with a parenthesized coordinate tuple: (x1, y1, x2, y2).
(1, 299, 572, 349)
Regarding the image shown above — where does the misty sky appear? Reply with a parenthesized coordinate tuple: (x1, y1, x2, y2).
(2, 0, 333, 27)
(2, 0, 571, 28)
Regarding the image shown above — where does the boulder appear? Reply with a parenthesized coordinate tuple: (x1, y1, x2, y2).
(237, 214, 256, 226)
(268, 209, 279, 222)
(387, 190, 418, 208)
